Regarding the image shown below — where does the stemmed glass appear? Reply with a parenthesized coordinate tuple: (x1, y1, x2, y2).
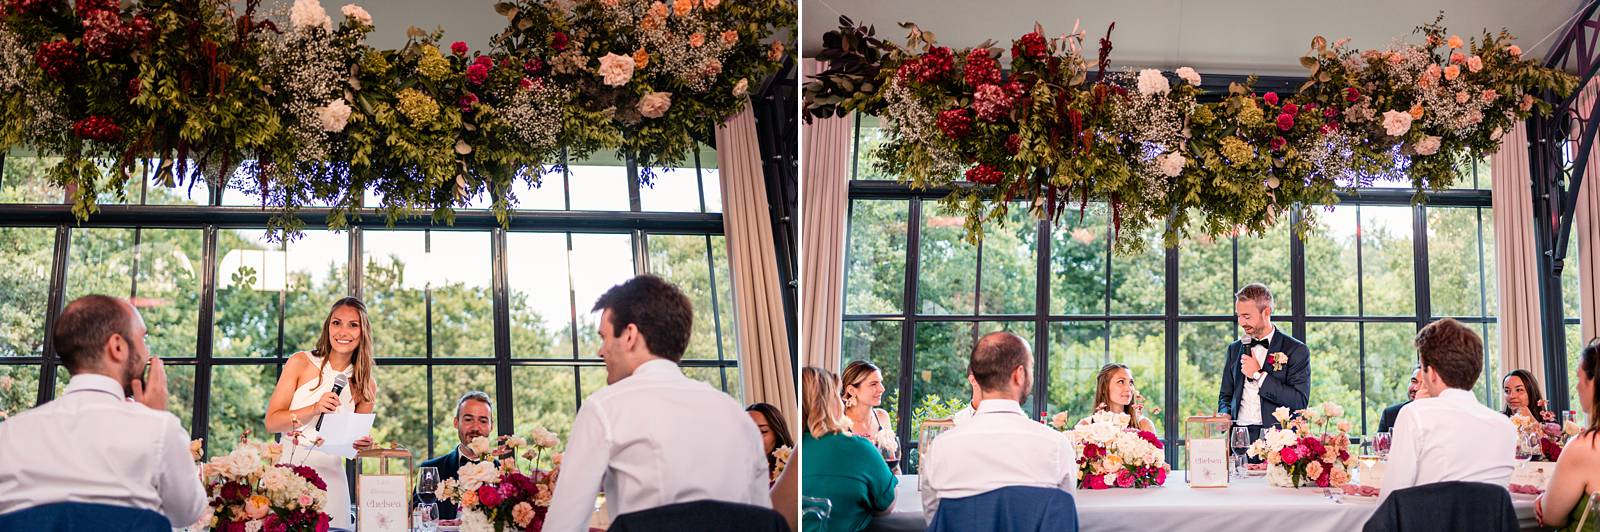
(1229, 427, 1251, 480)
(1372, 432, 1392, 460)
(417, 466, 440, 532)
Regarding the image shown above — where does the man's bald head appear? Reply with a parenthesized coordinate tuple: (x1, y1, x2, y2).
(970, 331, 1032, 400)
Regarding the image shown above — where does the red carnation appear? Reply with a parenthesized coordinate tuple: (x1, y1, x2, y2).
(1301, 436, 1326, 457)
(965, 163, 1004, 185)
(1316, 466, 1332, 487)
(1083, 443, 1104, 460)
(964, 48, 1000, 87)
(1012, 31, 1048, 61)
(1276, 113, 1295, 131)
(550, 31, 568, 51)
(1345, 87, 1360, 102)
(1282, 102, 1299, 115)
(476, 484, 503, 507)
(1115, 469, 1136, 488)
(279, 464, 327, 490)
(466, 63, 489, 85)
(936, 107, 972, 140)
(1542, 438, 1562, 461)
(71, 116, 122, 142)
(1262, 91, 1279, 106)
(459, 92, 479, 112)
(35, 40, 78, 80)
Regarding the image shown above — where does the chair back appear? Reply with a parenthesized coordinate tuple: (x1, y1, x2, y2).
(0, 502, 172, 532)
(1361, 481, 1517, 532)
(927, 485, 1078, 532)
(608, 499, 790, 532)
(800, 496, 831, 532)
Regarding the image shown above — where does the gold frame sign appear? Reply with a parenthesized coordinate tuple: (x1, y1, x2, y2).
(356, 446, 415, 532)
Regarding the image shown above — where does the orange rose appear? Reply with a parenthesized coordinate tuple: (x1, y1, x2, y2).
(1409, 104, 1424, 120)
(1447, 35, 1463, 49)
(672, 0, 692, 16)
(633, 48, 649, 69)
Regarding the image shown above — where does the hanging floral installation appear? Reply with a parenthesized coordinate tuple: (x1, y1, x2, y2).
(803, 15, 1577, 252)
(0, 0, 793, 238)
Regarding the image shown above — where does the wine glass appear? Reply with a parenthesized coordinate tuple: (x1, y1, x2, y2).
(1229, 427, 1251, 479)
(415, 501, 438, 532)
(417, 466, 440, 504)
(1373, 432, 1392, 460)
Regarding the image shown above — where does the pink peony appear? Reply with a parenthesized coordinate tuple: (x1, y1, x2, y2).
(477, 484, 503, 507)
(1115, 470, 1136, 488)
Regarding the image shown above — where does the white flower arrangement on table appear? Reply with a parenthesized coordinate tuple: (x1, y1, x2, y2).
(436, 429, 564, 532)
(1246, 403, 1357, 489)
(1065, 411, 1169, 489)
(187, 430, 331, 532)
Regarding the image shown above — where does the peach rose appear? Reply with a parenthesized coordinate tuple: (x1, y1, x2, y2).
(1447, 35, 1463, 49)
(1443, 64, 1460, 81)
(638, 91, 672, 118)
(1467, 55, 1483, 72)
(1508, 44, 1522, 57)
(245, 495, 271, 520)
(672, 0, 692, 16)
(721, 30, 738, 44)
(689, 32, 704, 48)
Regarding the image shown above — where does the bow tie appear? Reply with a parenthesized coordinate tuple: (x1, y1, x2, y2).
(1244, 337, 1269, 350)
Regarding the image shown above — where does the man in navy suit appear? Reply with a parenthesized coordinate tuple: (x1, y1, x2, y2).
(416, 391, 496, 521)
(1216, 283, 1311, 446)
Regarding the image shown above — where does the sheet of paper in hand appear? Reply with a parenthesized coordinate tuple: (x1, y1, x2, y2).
(316, 412, 375, 458)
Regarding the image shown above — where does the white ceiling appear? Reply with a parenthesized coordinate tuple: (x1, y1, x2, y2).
(802, 0, 1584, 75)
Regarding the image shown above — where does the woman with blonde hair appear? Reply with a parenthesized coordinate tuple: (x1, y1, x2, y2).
(801, 367, 896, 532)
(265, 297, 378, 532)
(1079, 363, 1156, 433)
(840, 360, 900, 470)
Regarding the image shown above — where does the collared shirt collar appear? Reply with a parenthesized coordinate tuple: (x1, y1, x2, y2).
(632, 358, 681, 378)
(64, 373, 126, 400)
(1436, 387, 1476, 402)
(975, 399, 1024, 416)
(1253, 326, 1276, 344)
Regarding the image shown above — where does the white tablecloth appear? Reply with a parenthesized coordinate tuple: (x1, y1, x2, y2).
(867, 473, 1539, 532)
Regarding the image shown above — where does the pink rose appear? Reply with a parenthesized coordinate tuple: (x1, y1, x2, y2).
(1276, 113, 1295, 131)
(466, 63, 489, 85)
(637, 91, 672, 118)
(477, 484, 503, 507)
(1283, 102, 1299, 115)
(596, 52, 635, 86)
(1115, 470, 1135, 488)
(1467, 55, 1483, 72)
(1262, 92, 1279, 106)
(451, 41, 468, 57)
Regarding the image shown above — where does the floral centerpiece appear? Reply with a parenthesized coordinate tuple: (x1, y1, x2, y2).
(436, 428, 564, 532)
(770, 444, 793, 484)
(1246, 403, 1357, 489)
(191, 433, 331, 532)
(1064, 410, 1168, 489)
(803, 15, 1576, 251)
(1510, 412, 1583, 461)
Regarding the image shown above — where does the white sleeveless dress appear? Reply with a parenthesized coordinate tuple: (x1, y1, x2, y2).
(278, 352, 356, 530)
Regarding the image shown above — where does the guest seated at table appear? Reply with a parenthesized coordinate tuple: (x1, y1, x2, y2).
(543, 275, 770, 532)
(1503, 369, 1550, 421)
(415, 390, 498, 521)
(1536, 340, 1600, 531)
(1078, 363, 1156, 433)
(800, 367, 896, 532)
(841, 360, 901, 470)
(746, 402, 796, 482)
(921, 331, 1075, 524)
(1381, 318, 1514, 499)
(0, 295, 208, 527)
(1377, 365, 1431, 435)
(950, 373, 979, 425)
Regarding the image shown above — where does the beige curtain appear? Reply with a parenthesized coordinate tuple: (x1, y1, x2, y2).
(1492, 123, 1547, 383)
(716, 99, 798, 430)
(801, 58, 852, 372)
(1577, 79, 1600, 348)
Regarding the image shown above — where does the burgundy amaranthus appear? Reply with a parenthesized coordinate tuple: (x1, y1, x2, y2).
(72, 116, 121, 141)
(34, 39, 78, 80)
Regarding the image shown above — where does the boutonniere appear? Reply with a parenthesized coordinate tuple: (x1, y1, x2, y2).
(1270, 352, 1287, 371)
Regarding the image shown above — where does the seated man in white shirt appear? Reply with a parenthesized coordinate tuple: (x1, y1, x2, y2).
(921, 331, 1075, 524)
(543, 275, 770, 532)
(1381, 318, 1515, 499)
(0, 295, 208, 526)
(947, 373, 980, 426)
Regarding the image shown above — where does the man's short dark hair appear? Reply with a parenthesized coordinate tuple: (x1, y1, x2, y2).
(456, 391, 492, 417)
(52, 295, 134, 373)
(1415, 318, 1484, 390)
(969, 332, 1030, 392)
(592, 275, 693, 362)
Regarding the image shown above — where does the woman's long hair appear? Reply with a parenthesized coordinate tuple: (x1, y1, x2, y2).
(1501, 369, 1546, 422)
(312, 297, 376, 404)
(803, 367, 851, 438)
(746, 402, 796, 472)
(1580, 340, 1600, 445)
(1092, 363, 1134, 418)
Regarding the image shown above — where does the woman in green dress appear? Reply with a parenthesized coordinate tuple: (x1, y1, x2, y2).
(800, 367, 897, 532)
(1537, 340, 1600, 531)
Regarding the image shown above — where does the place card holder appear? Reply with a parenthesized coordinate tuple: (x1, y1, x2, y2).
(1185, 416, 1231, 487)
(356, 446, 414, 532)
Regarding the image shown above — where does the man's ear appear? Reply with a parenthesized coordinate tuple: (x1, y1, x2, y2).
(103, 332, 127, 367)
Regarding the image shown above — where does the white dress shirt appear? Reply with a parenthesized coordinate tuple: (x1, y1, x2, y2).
(950, 405, 976, 426)
(543, 359, 769, 532)
(1380, 387, 1515, 499)
(0, 374, 207, 526)
(920, 399, 1076, 524)
(1236, 328, 1275, 426)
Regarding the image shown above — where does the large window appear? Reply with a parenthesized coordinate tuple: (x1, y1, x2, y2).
(842, 115, 1504, 469)
(0, 147, 740, 460)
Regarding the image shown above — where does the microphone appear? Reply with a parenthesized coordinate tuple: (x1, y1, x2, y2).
(315, 374, 347, 431)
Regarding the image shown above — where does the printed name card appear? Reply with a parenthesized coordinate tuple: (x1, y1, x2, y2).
(358, 474, 410, 532)
(1511, 461, 1555, 491)
(1187, 438, 1228, 487)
